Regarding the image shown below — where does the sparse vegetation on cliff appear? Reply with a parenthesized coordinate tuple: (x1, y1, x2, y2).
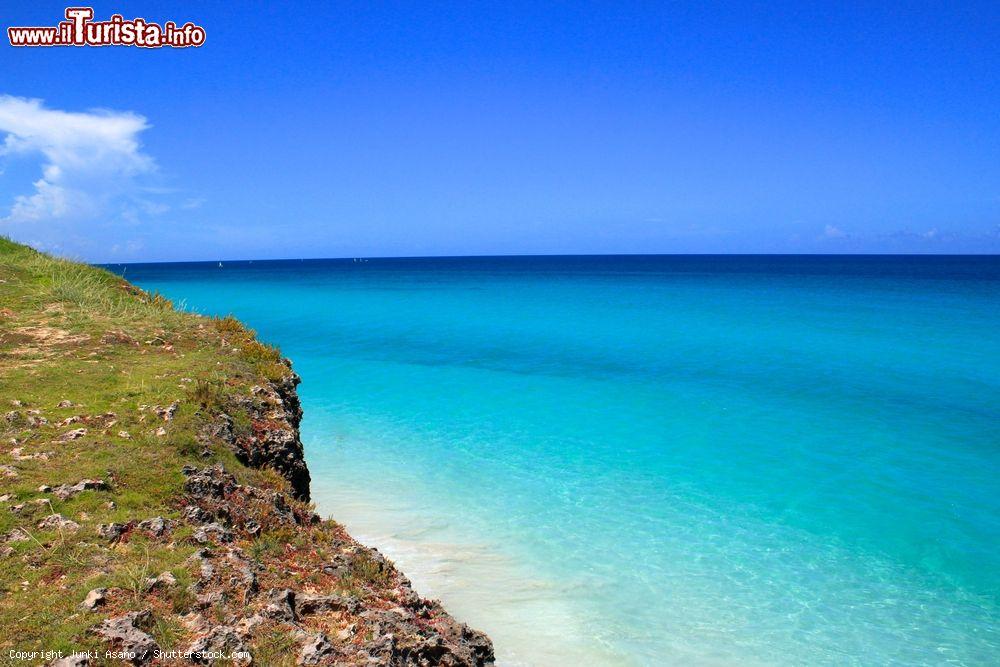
(0, 239, 492, 666)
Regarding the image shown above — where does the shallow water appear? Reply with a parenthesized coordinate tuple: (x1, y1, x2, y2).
(111, 255, 1000, 665)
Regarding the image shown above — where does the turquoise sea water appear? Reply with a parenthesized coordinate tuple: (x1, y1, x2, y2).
(110, 256, 999, 665)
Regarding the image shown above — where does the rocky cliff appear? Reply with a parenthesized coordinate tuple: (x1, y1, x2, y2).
(161, 372, 495, 667)
(0, 238, 494, 666)
(199, 367, 311, 502)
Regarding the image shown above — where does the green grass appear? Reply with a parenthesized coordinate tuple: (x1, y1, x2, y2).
(0, 236, 302, 659)
(248, 628, 298, 667)
(347, 550, 392, 589)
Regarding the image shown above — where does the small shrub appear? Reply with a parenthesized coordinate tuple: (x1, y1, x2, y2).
(231, 410, 253, 440)
(113, 549, 153, 605)
(241, 340, 282, 365)
(249, 628, 297, 667)
(249, 534, 282, 563)
(175, 432, 203, 458)
(191, 378, 225, 412)
(148, 292, 173, 309)
(169, 571, 195, 613)
(349, 551, 391, 588)
(258, 361, 289, 382)
(151, 615, 183, 650)
(213, 315, 251, 336)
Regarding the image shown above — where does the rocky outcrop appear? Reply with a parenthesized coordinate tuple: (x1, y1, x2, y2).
(37, 514, 80, 531)
(173, 463, 495, 666)
(174, 362, 493, 665)
(53, 478, 108, 500)
(199, 365, 311, 501)
(92, 610, 159, 664)
(81, 588, 107, 611)
(84, 455, 495, 665)
(73, 358, 492, 665)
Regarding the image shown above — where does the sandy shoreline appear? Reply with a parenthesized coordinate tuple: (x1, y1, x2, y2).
(311, 477, 623, 666)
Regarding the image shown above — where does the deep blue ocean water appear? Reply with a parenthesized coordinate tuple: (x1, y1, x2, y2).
(107, 255, 1000, 665)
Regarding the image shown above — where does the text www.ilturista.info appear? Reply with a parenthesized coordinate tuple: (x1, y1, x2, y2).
(8, 7, 205, 48)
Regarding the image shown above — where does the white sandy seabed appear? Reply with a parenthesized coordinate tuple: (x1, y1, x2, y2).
(310, 476, 626, 667)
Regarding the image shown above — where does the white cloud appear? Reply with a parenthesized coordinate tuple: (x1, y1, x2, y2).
(0, 95, 167, 253)
(823, 224, 847, 239)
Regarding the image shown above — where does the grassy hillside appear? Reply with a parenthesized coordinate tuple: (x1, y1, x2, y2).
(0, 238, 302, 658)
(0, 238, 493, 666)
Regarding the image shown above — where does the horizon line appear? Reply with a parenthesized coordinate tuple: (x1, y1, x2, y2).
(95, 251, 1000, 266)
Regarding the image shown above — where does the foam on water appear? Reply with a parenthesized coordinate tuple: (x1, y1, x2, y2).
(112, 255, 1000, 665)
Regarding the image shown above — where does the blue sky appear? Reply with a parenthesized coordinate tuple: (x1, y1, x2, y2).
(1, 1, 998, 260)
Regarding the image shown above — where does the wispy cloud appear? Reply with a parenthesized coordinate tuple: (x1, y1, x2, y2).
(823, 224, 847, 239)
(815, 223, 1000, 253)
(0, 95, 167, 256)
